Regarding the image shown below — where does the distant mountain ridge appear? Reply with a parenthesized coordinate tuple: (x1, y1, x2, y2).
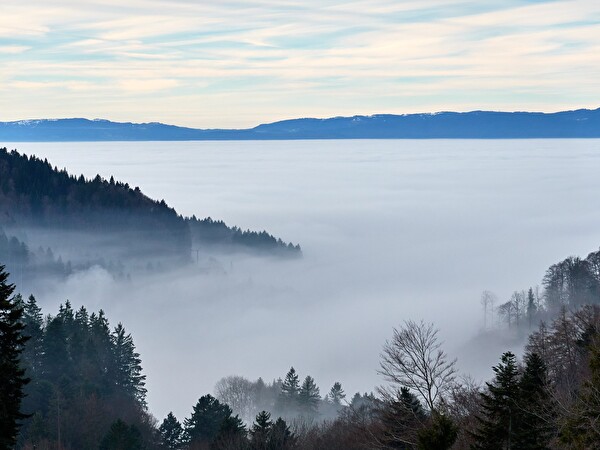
(1, 108, 600, 141)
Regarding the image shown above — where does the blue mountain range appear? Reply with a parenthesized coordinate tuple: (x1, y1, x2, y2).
(1, 108, 599, 141)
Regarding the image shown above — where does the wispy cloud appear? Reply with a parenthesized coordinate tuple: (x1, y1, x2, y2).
(1, 0, 599, 126)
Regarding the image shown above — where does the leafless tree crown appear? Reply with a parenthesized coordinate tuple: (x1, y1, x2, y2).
(378, 320, 457, 412)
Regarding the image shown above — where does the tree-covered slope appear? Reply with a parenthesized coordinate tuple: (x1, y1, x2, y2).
(0, 148, 300, 273)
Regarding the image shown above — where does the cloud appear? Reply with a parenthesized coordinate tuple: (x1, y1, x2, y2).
(0, 0, 599, 126)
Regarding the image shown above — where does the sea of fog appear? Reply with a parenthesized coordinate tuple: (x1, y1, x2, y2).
(6, 139, 600, 421)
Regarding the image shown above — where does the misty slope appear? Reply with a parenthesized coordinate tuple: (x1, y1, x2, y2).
(0, 148, 300, 277)
(1, 108, 600, 140)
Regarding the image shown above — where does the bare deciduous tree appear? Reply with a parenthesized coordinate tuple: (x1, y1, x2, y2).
(378, 320, 457, 412)
(214, 375, 255, 423)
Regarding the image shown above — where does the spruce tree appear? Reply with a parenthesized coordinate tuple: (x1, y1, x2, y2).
(298, 375, 321, 418)
(0, 265, 30, 450)
(471, 352, 520, 450)
(184, 394, 234, 445)
(22, 295, 44, 377)
(250, 411, 273, 450)
(513, 352, 553, 449)
(328, 382, 346, 406)
(159, 412, 183, 449)
(278, 367, 300, 413)
(417, 413, 458, 450)
(380, 387, 426, 449)
(112, 323, 147, 406)
(268, 418, 295, 450)
(99, 419, 143, 450)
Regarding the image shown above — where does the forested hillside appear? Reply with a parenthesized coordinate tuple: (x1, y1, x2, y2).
(0, 148, 300, 281)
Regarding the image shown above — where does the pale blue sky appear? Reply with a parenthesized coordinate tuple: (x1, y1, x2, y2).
(1, 0, 599, 127)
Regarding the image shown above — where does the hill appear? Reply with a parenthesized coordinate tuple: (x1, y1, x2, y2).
(0, 148, 300, 281)
(1, 108, 600, 141)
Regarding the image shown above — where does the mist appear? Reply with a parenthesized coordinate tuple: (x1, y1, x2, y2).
(6, 138, 600, 422)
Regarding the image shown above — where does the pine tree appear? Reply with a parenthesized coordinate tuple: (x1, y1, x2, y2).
(298, 375, 321, 418)
(159, 412, 183, 449)
(471, 352, 520, 450)
(0, 265, 30, 450)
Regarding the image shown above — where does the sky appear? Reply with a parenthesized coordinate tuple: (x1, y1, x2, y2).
(1, 0, 600, 128)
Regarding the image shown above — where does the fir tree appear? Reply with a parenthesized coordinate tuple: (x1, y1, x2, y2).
(0, 265, 30, 450)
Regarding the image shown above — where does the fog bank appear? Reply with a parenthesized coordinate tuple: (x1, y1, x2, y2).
(7, 139, 600, 421)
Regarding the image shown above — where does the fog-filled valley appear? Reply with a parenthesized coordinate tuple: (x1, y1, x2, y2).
(3, 139, 600, 449)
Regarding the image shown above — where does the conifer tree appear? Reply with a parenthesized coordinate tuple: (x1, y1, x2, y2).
(159, 412, 183, 449)
(112, 323, 147, 406)
(471, 352, 520, 450)
(278, 367, 301, 412)
(23, 295, 43, 367)
(417, 412, 458, 450)
(380, 387, 426, 448)
(212, 414, 247, 449)
(328, 382, 346, 406)
(250, 411, 273, 449)
(298, 375, 321, 418)
(281, 367, 300, 398)
(99, 419, 143, 450)
(184, 394, 234, 445)
(513, 352, 553, 449)
(268, 418, 295, 450)
(0, 265, 30, 450)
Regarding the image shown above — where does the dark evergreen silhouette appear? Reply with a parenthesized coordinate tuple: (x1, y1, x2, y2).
(471, 352, 520, 450)
(250, 411, 273, 450)
(379, 387, 426, 449)
(268, 418, 296, 450)
(328, 382, 346, 406)
(513, 353, 553, 449)
(416, 413, 458, 450)
(184, 394, 236, 446)
(159, 412, 184, 449)
(99, 419, 143, 450)
(298, 375, 321, 419)
(0, 147, 301, 277)
(0, 266, 30, 450)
